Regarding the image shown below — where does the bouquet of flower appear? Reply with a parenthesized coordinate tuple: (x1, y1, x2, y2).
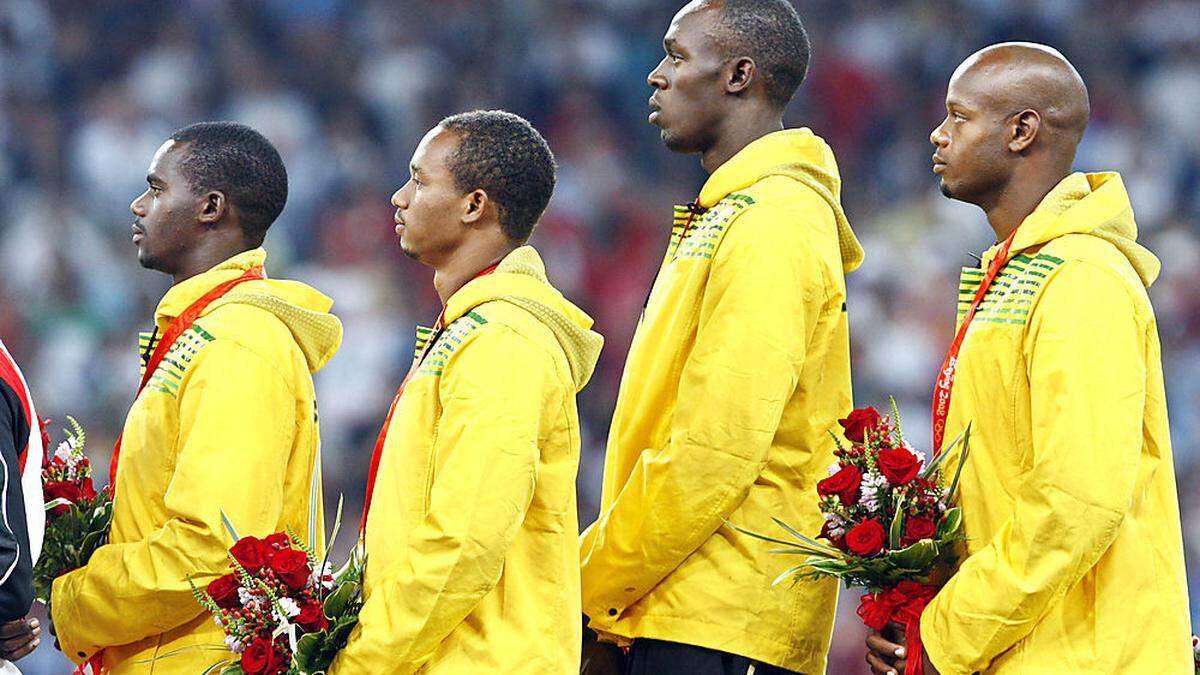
(190, 503, 364, 675)
(32, 417, 114, 603)
(1192, 634, 1199, 674)
(731, 401, 971, 675)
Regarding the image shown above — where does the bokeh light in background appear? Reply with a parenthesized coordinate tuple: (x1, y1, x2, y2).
(0, 1, 1196, 672)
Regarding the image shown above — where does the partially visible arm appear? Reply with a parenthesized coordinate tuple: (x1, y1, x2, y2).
(0, 381, 33, 622)
(52, 339, 297, 663)
(580, 204, 825, 628)
(332, 327, 555, 674)
(921, 262, 1145, 673)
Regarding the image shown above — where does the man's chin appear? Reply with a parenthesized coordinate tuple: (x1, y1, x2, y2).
(398, 241, 421, 261)
(661, 130, 699, 154)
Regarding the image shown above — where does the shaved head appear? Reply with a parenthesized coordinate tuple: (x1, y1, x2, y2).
(952, 42, 1090, 145)
(931, 42, 1091, 217)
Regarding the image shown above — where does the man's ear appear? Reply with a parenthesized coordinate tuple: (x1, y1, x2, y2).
(462, 188, 488, 225)
(197, 190, 228, 226)
(1009, 109, 1041, 154)
(725, 56, 756, 95)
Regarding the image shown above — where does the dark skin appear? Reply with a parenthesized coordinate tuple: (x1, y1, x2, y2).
(929, 41, 1089, 243)
(867, 42, 1090, 675)
(0, 617, 39, 661)
(390, 126, 518, 303)
(130, 139, 259, 285)
(647, 0, 786, 174)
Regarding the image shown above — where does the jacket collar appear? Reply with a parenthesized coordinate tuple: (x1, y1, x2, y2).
(698, 128, 832, 208)
(154, 248, 267, 322)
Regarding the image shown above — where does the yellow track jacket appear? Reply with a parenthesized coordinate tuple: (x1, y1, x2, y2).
(51, 248, 342, 673)
(580, 129, 865, 673)
(330, 246, 603, 674)
(921, 173, 1192, 673)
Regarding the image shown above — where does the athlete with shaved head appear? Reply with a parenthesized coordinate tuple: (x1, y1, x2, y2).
(866, 42, 1192, 674)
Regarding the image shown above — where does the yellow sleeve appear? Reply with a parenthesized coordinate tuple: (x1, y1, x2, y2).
(580, 204, 824, 628)
(331, 326, 550, 673)
(921, 261, 1145, 673)
(51, 338, 298, 664)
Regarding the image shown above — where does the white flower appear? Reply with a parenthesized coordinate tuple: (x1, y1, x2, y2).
(827, 462, 841, 477)
(54, 441, 73, 463)
(224, 634, 245, 654)
(863, 470, 890, 490)
(310, 562, 335, 590)
(860, 484, 880, 513)
(822, 511, 846, 538)
(910, 447, 927, 470)
(237, 587, 257, 609)
(277, 596, 300, 618)
(860, 471, 889, 513)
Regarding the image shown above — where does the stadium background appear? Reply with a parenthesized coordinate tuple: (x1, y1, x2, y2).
(0, 0, 1196, 671)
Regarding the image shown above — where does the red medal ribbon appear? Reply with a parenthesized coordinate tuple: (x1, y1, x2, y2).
(109, 266, 265, 491)
(930, 227, 1020, 456)
(358, 264, 499, 534)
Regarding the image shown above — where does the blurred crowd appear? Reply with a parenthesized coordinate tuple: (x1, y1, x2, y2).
(0, 0, 1197, 671)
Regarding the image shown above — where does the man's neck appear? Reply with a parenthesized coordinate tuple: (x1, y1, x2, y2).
(700, 109, 784, 175)
(982, 170, 1069, 244)
(170, 240, 253, 286)
(432, 240, 516, 304)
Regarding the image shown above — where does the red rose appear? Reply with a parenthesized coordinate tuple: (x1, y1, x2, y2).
(206, 573, 240, 610)
(901, 516, 936, 547)
(856, 593, 895, 631)
(230, 536, 270, 573)
(877, 447, 921, 486)
(296, 599, 328, 632)
(818, 519, 847, 551)
(263, 532, 291, 549)
(844, 518, 886, 557)
(268, 547, 311, 590)
(240, 636, 284, 675)
(816, 465, 862, 506)
(838, 407, 883, 443)
(44, 481, 81, 517)
(78, 478, 97, 502)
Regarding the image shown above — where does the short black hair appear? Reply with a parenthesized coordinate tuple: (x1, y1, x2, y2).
(707, 0, 811, 108)
(168, 122, 288, 244)
(438, 110, 556, 242)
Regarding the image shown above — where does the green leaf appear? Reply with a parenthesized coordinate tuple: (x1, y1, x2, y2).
(771, 562, 814, 587)
(946, 422, 973, 500)
(889, 396, 904, 446)
(723, 521, 842, 560)
(937, 508, 963, 538)
(308, 460, 321, 551)
(920, 427, 966, 480)
(769, 517, 844, 557)
(888, 494, 906, 550)
(324, 580, 356, 617)
(886, 540, 939, 570)
(220, 510, 241, 543)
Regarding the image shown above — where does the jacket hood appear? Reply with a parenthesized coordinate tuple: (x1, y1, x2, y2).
(156, 248, 344, 373)
(698, 128, 864, 273)
(991, 172, 1160, 287)
(444, 246, 603, 391)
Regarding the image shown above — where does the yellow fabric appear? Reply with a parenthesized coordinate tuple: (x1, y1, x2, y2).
(51, 248, 342, 674)
(579, 129, 862, 673)
(921, 173, 1192, 674)
(330, 246, 602, 674)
